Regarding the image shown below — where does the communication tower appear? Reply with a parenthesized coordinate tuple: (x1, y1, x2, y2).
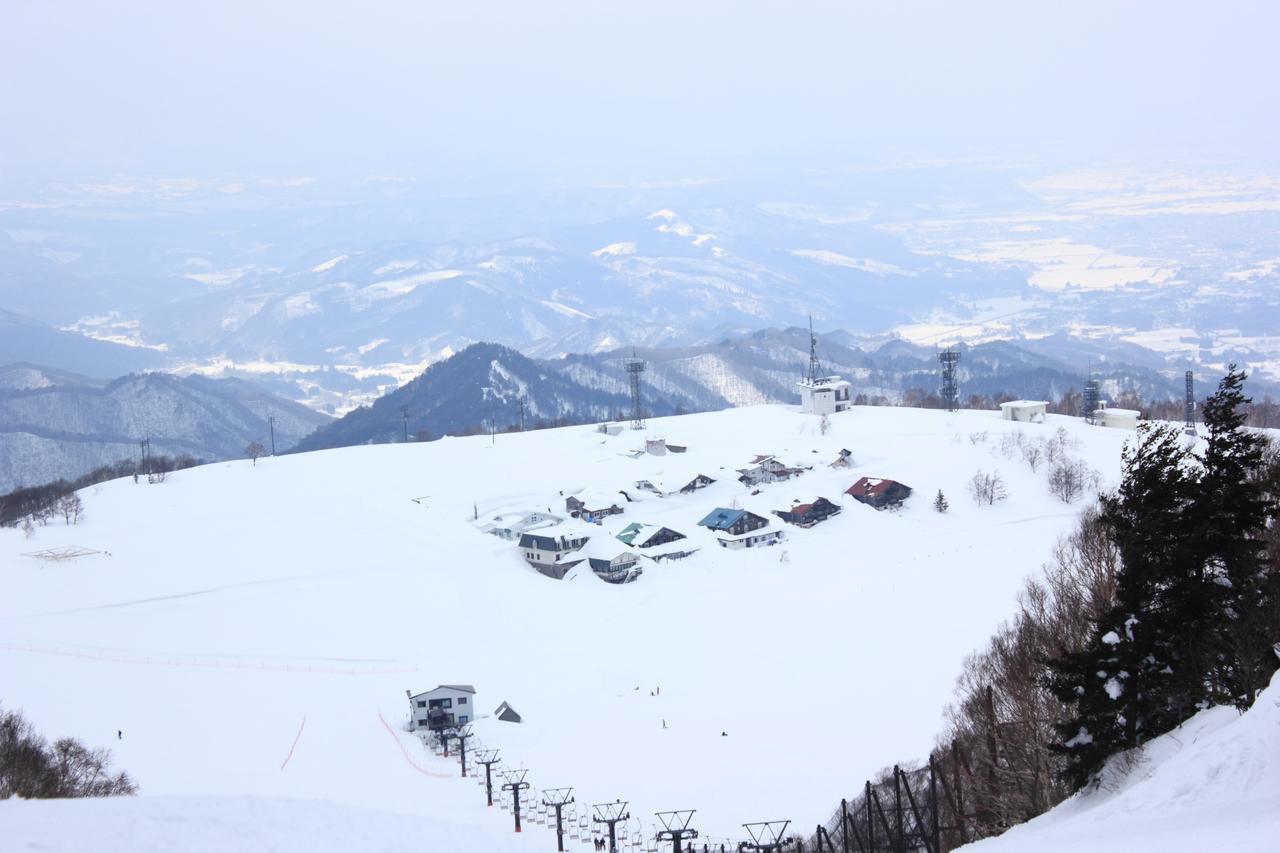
(1184, 371, 1196, 435)
(939, 347, 961, 412)
(625, 353, 646, 430)
(805, 315, 823, 385)
(1083, 378, 1101, 425)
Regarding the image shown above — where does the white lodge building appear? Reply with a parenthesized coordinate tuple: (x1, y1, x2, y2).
(408, 684, 476, 731)
(798, 376, 852, 415)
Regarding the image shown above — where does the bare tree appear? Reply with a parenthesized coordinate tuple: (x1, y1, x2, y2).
(1048, 458, 1098, 503)
(56, 493, 83, 525)
(245, 441, 267, 467)
(0, 705, 136, 799)
(970, 470, 1008, 506)
(1022, 442, 1044, 472)
(818, 413, 831, 436)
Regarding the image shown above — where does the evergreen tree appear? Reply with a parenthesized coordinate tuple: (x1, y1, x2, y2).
(933, 490, 949, 513)
(1196, 365, 1279, 708)
(1045, 423, 1199, 789)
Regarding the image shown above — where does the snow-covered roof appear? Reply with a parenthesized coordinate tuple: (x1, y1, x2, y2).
(798, 375, 849, 389)
(410, 684, 476, 699)
(1000, 400, 1050, 408)
(616, 522, 684, 547)
(698, 507, 746, 530)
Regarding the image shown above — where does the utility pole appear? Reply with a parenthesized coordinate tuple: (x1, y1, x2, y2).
(656, 810, 699, 853)
(476, 749, 501, 806)
(739, 820, 795, 852)
(139, 437, 151, 476)
(593, 801, 630, 853)
(401, 405, 409, 443)
(542, 788, 575, 852)
(268, 415, 276, 456)
(518, 397, 526, 432)
(445, 725, 473, 777)
(502, 769, 531, 832)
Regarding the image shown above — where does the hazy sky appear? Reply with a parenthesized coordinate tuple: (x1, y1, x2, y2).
(4, 1, 1277, 187)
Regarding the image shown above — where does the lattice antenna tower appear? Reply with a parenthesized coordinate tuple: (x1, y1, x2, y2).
(805, 315, 823, 385)
(625, 351, 646, 430)
(1083, 365, 1100, 425)
(1184, 370, 1197, 435)
(938, 346, 961, 412)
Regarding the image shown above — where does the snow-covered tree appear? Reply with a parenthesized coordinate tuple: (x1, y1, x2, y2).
(1197, 365, 1278, 708)
(1046, 423, 1198, 789)
(933, 490, 949, 513)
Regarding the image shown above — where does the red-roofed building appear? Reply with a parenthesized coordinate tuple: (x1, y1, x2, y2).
(773, 497, 842, 528)
(845, 477, 913, 510)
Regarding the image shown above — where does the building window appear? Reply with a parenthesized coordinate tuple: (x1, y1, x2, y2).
(418, 718, 429, 726)
(458, 715, 468, 724)
(416, 700, 426, 708)
(458, 697, 467, 705)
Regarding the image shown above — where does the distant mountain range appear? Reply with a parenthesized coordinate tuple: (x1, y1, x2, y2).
(293, 331, 1218, 453)
(0, 364, 330, 492)
(292, 343, 691, 452)
(3, 169, 1278, 415)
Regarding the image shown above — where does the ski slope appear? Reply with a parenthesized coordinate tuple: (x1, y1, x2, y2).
(961, 669, 1280, 853)
(1, 405, 1135, 847)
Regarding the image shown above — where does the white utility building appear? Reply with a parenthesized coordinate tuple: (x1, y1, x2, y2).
(999, 400, 1049, 423)
(1095, 407, 1140, 430)
(798, 377, 852, 415)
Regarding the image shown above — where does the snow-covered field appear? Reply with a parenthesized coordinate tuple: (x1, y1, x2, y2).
(1, 405, 1142, 847)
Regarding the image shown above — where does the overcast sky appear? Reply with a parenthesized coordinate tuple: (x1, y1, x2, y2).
(3, 1, 1277, 187)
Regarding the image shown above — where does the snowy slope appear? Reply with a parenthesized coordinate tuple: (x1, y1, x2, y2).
(960, 669, 1280, 853)
(0, 405, 1134, 847)
(0, 795, 527, 853)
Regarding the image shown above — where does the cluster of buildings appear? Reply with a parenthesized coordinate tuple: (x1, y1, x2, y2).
(479, 438, 914, 584)
(999, 399, 1139, 429)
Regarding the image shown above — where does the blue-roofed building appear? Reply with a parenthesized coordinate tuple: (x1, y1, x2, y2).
(697, 507, 770, 537)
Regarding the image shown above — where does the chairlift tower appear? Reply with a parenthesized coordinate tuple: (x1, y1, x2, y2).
(476, 749, 501, 806)
(444, 725, 473, 777)
(655, 810, 699, 853)
(939, 347, 961, 412)
(502, 769, 531, 832)
(739, 820, 796, 852)
(542, 788, 575, 852)
(593, 800, 631, 853)
(625, 353, 646, 430)
(1184, 370, 1197, 435)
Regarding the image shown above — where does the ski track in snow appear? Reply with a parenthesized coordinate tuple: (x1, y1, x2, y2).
(11, 567, 360, 619)
(279, 716, 307, 770)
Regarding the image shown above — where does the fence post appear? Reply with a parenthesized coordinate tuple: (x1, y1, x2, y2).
(952, 740, 967, 845)
(899, 767, 936, 853)
(840, 799, 850, 853)
(893, 766, 903, 853)
(866, 781, 874, 853)
(929, 758, 941, 853)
